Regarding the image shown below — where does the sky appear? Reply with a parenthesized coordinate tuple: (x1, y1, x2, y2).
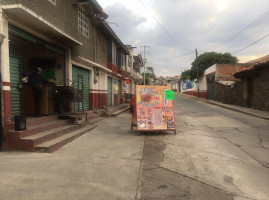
(97, 0, 269, 76)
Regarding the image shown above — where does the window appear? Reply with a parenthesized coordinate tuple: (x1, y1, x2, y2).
(78, 7, 89, 37)
(49, 0, 57, 5)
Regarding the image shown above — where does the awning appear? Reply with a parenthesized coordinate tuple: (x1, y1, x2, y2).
(2, 4, 82, 47)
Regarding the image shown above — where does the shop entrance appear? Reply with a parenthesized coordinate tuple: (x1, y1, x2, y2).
(107, 77, 112, 106)
(72, 65, 90, 111)
(9, 25, 65, 119)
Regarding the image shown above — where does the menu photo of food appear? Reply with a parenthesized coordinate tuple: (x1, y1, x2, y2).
(136, 85, 176, 131)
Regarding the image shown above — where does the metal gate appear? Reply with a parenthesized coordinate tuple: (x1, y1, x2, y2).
(10, 56, 21, 120)
(207, 78, 215, 100)
(72, 65, 90, 111)
(107, 77, 112, 106)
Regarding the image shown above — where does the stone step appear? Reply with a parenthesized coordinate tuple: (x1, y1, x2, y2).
(110, 106, 129, 117)
(20, 124, 76, 150)
(35, 124, 97, 153)
(26, 115, 59, 127)
(9, 119, 72, 139)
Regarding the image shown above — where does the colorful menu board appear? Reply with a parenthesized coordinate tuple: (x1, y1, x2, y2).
(135, 85, 176, 131)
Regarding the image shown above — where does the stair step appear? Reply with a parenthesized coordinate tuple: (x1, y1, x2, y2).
(110, 106, 129, 117)
(9, 119, 71, 138)
(89, 117, 106, 124)
(27, 115, 59, 126)
(21, 124, 76, 146)
(35, 124, 97, 153)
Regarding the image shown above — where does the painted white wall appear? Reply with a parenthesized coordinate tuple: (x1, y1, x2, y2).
(184, 75, 207, 92)
(0, 9, 10, 88)
(204, 64, 216, 76)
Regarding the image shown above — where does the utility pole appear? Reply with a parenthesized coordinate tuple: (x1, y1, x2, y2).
(196, 49, 200, 98)
(140, 46, 150, 85)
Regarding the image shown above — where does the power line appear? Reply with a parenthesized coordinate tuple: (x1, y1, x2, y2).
(232, 32, 269, 54)
(138, 0, 190, 51)
(217, 22, 269, 52)
(200, 9, 269, 52)
(153, 50, 194, 62)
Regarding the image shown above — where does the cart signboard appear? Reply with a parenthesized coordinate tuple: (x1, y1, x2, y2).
(133, 85, 176, 132)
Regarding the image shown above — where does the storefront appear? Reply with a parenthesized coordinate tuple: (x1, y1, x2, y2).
(9, 25, 65, 119)
(72, 65, 90, 112)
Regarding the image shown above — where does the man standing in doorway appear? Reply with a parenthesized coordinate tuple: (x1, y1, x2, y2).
(28, 67, 48, 117)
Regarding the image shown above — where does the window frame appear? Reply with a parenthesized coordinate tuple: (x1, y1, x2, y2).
(78, 6, 89, 38)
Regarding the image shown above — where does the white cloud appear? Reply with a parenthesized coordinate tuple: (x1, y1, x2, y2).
(98, 0, 269, 76)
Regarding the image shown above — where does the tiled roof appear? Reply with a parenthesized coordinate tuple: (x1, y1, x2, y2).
(234, 60, 269, 78)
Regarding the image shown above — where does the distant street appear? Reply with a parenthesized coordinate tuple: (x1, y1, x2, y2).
(0, 94, 269, 200)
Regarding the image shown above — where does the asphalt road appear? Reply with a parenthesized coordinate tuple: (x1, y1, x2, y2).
(137, 94, 269, 200)
(0, 93, 268, 200)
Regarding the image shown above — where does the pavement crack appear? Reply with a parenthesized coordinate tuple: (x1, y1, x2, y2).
(135, 135, 145, 200)
(225, 137, 269, 169)
(142, 160, 235, 196)
(186, 133, 224, 139)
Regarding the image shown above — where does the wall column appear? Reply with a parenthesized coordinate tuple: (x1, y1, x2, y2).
(0, 10, 11, 125)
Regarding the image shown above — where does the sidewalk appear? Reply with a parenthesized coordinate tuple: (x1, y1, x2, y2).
(180, 93, 269, 121)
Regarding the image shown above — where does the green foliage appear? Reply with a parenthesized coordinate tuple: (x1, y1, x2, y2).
(180, 52, 238, 80)
(142, 73, 156, 85)
(180, 70, 191, 81)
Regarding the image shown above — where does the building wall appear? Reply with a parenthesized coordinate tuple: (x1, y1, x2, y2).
(216, 64, 247, 81)
(252, 67, 269, 111)
(214, 82, 245, 106)
(95, 28, 108, 67)
(182, 75, 207, 99)
(2, 0, 95, 61)
(214, 67, 269, 112)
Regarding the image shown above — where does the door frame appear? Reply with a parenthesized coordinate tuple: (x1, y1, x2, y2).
(107, 76, 113, 107)
(9, 55, 22, 120)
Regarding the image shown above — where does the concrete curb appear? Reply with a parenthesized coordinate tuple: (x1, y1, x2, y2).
(180, 93, 269, 121)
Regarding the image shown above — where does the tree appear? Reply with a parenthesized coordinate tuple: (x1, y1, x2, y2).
(142, 72, 156, 85)
(180, 52, 238, 81)
(180, 69, 191, 81)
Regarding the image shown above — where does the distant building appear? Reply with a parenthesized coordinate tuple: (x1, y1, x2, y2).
(124, 45, 143, 102)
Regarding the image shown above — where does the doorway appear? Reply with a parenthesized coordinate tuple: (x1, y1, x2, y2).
(107, 77, 112, 106)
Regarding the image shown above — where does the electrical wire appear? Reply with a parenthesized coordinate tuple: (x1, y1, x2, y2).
(200, 9, 269, 52)
(138, 0, 190, 51)
(232, 32, 269, 54)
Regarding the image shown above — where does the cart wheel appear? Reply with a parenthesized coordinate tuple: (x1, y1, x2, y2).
(174, 130, 177, 135)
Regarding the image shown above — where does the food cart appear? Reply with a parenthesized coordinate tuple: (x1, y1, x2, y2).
(131, 85, 176, 135)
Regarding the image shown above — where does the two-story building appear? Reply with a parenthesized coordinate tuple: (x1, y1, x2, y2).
(0, 0, 130, 150)
(124, 45, 143, 102)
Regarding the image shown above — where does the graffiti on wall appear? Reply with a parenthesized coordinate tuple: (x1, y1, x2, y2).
(182, 80, 193, 90)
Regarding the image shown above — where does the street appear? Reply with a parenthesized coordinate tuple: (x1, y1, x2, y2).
(0, 94, 269, 200)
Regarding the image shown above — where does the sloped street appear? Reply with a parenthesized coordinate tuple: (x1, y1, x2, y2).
(0, 94, 269, 200)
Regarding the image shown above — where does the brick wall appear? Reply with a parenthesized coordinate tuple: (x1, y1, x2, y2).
(216, 64, 247, 81)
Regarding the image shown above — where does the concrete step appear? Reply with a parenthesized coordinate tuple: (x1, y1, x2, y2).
(20, 124, 77, 150)
(110, 106, 129, 117)
(8, 119, 72, 139)
(35, 124, 97, 153)
(26, 115, 59, 127)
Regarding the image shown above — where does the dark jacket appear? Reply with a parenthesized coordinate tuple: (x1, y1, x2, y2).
(28, 71, 48, 87)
